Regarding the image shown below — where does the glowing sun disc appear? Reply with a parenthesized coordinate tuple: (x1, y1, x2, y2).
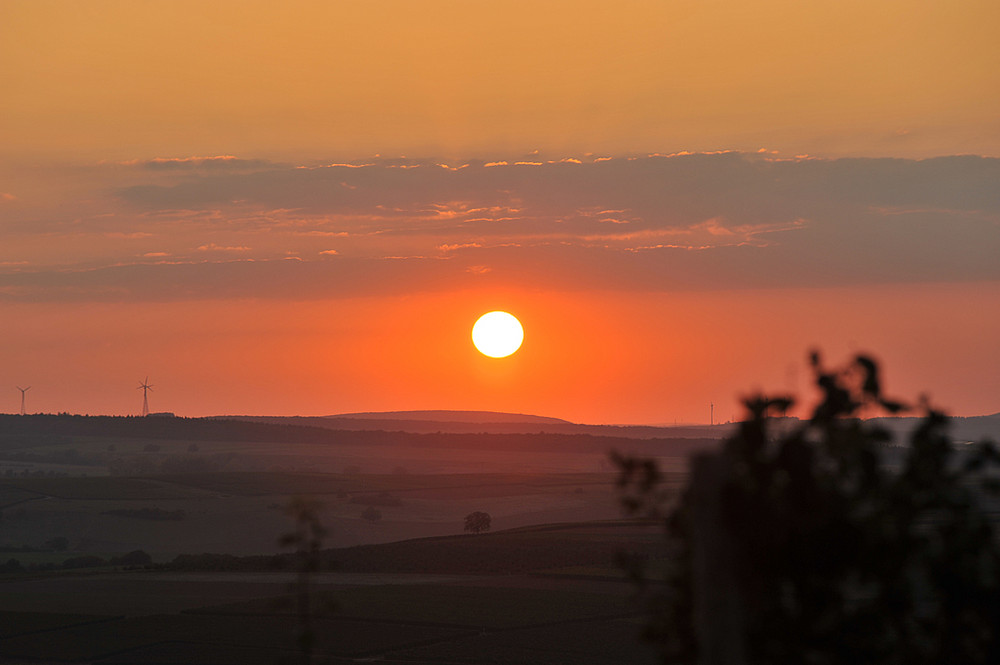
(472, 311, 524, 358)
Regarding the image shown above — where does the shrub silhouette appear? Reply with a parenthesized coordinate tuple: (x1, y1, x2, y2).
(110, 550, 152, 567)
(62, 555, 106, 569)
(464, 511, 492, 534)
(615, 352, 1000, 665)
(361, 505, 382, 524)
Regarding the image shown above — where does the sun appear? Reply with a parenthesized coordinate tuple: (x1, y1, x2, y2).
(472, 311, 524, 358)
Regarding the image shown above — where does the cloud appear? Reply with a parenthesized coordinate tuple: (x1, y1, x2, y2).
(196, 243, 251, 252)
(295, 230, 351, 237)
(438, 242, 483, 252)
(579, 218, 807, 250)
(3, 152, 996, 303)
(1, 192, 16, 202)
(118, 155, 277, 171)
(105, 232, 153, 239)
(115, 153, 1000, 226)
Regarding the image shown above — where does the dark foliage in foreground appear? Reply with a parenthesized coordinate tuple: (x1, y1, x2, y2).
(616, 353, 1000, 665)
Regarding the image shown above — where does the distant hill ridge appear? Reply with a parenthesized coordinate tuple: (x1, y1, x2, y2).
(327, 410, 571, 424)
(242, 413, 734, 439)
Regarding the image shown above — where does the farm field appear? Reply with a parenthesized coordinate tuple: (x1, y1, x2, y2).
(0, 415, 677, 663)
(0, 470, 684, 557)
(0, 522, 663, 665)
(0, 414, 695, 557)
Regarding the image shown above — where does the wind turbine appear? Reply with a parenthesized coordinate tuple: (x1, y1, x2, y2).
(137, 377, 153, 417)
(17, 386, 30, 416)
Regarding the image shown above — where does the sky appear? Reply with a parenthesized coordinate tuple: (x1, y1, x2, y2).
(1, 0, 998, 423)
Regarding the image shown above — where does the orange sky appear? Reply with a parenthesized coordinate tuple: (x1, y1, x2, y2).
(1, 1, 998, 423)
(3, 0, 999, 161)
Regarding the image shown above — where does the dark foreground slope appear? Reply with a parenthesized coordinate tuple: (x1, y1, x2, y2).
(168, 518, 664, 576)
(0, 521, 661, 665)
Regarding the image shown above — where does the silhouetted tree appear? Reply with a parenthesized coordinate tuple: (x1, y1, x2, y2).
(361, 505, 382, 524)
(464, 511, 492, 534)
(279, 496, 327, 665)
(615, 352, 1000, 665)
(62, 555, 106, 569)
(1, 558, 24, 574)
(110, 550, 152, 567)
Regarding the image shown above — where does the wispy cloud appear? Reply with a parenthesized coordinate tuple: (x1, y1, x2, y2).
(105, 232, 153, 239)
(196, 243, 251, 252)
(438, 242, 483, 252)
(2, 152, 996, 302)
(117, 155, 278, 171)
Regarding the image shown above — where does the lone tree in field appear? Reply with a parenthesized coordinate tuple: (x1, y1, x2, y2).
(615, 352, 1000, 665)
(464, 511, 491, 534)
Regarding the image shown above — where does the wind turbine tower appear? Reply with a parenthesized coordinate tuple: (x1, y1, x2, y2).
(17, 386, 30, 416)
(138, 377, 153, 417)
